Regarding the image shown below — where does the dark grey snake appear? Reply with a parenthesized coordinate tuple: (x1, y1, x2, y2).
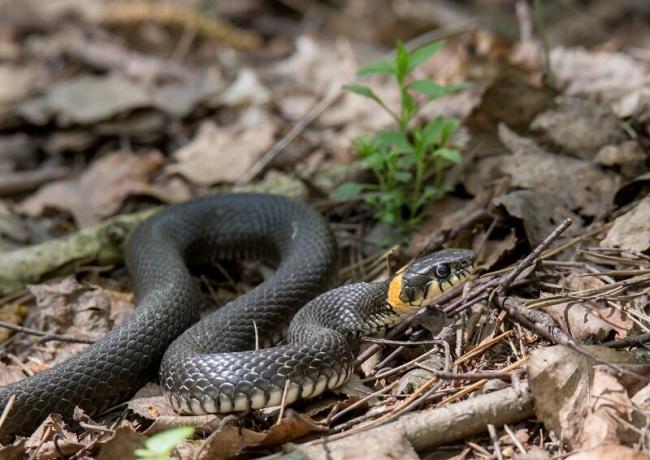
(0, 193, 474, 439)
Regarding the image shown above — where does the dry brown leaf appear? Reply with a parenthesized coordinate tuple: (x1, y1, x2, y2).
(528, 345, 639, 448)
(18, 150, 168, 227)
(217, 68, 270, 107)
(476, 228, 517, 270)
(0, 302, 27, 343)
(96, 424, 146, 460)
(25, 414, 86, 458)
(280, 426, 419, 460)
(27, 277, 134, 364)
(600, 196, 650, 252)
(0, 64, 41, 106)
(595, 141, 647, 179)
(631, 383, 650, 436)
(530, 97, 626, 160)
(543, 274, 633, 342)
(258, 409, 326, 447)
(167, 110, 275, 185)
(550, 47, 649, 101)
(498, 124, 618, 218)
(0, 440, 26, 460)
(566, 445, 650, 460)
(579, 367, 634, 449)
(493, 189, 582, 246)
(0, 133, 37, 172)
(195, 423, 267, 460)
(38, 74, 150, 125)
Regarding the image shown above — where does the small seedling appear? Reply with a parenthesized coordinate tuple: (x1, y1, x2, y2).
(134, 426, 194, 460)
(333, 40, 467, 236)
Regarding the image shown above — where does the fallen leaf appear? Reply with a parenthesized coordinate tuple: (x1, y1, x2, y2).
(631, 382, 650, 435)
(43, 74, 150, 125)
(0, 440, 26, 460)
(259, 410, 326, 447)
(528, 345, 639, 448)
(152, 72, 225, 117)
(27, 277, 134, 363)
(579, 367, 634, 449)
(498, 124, 618, 218)
(530, 97, 626, 160)
(476, 228, 517, 270)
(566, 445, 650, 460)
(0, 64, 40, 106)
(493, 189, 582, 246)
(543, 274, 633, 342)
(600, 196, 650, 252)
(217, 68, 270, 107)
(18, 150, 166, 227)
(0, 302, 28, 342)
(25, 414, 86, 458)
(595, 141, 647, 179)
(0, 133, 38, 172)
(278, 426, 419, 460)
(166, 109, 275, 185)
(551, 47, 649, 101)
(96, 423, 146, 460)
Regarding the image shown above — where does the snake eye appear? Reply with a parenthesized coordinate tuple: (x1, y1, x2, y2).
(435, 264, 451, 279)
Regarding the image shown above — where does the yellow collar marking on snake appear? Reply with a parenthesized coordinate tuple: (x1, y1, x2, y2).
(387, 271, 408, 312)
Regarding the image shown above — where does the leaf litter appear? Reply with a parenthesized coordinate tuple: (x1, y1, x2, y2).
(0, 1, 649, 459)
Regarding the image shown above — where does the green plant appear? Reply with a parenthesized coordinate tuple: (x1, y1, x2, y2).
(134, 426, 194, 460)
(333, 40, 467, 235)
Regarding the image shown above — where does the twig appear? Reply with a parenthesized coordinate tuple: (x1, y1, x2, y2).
(0, 320, 96, 344)
(0, 394, 16, 434)
(428, 368, 525, 382)
(504, 423, 527, 454)
(487, 424, 504, 460)
(495, 218, 572, 296)
(328, 381, 398, 424)
(276, 379, 291, 425)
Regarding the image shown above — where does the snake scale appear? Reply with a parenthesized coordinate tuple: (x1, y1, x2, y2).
(0, 193, 474, 439)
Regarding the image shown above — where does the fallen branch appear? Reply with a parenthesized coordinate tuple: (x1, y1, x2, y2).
(268, 384, 533, 459)
(0, 208, 158, 296)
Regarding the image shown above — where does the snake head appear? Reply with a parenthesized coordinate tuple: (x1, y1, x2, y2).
(388, 248, 475, 313)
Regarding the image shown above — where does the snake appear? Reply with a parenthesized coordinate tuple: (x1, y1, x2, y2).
(0, 193, 474, 439)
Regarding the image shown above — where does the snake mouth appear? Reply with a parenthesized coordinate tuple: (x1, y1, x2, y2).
(388, 249, 475, 313)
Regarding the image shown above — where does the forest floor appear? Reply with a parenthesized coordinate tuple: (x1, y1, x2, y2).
(1, 1, 650, 459)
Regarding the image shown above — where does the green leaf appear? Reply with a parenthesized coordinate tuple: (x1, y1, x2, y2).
(434, 147, 462, 163)
(331, 182, 367, 200)
(410, 80, 469, 99)
(408, 41, 444, 71)
(395, 41, 410, 82)
(421, 116, 445, 147)
(135, 427, 194, 459)
(376, 131, 410, 149)
(440, 118, 461, 145)
(344, 85, 398, 123)
(344, 84, 382, 102)
(393, 170, 413, 183)
(410, 80, 447, 99)
(401, 92, 417, 121)
(357, 59, 395, 77)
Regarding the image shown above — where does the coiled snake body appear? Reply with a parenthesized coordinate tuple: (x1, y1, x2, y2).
(0, 193, 474, 438)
